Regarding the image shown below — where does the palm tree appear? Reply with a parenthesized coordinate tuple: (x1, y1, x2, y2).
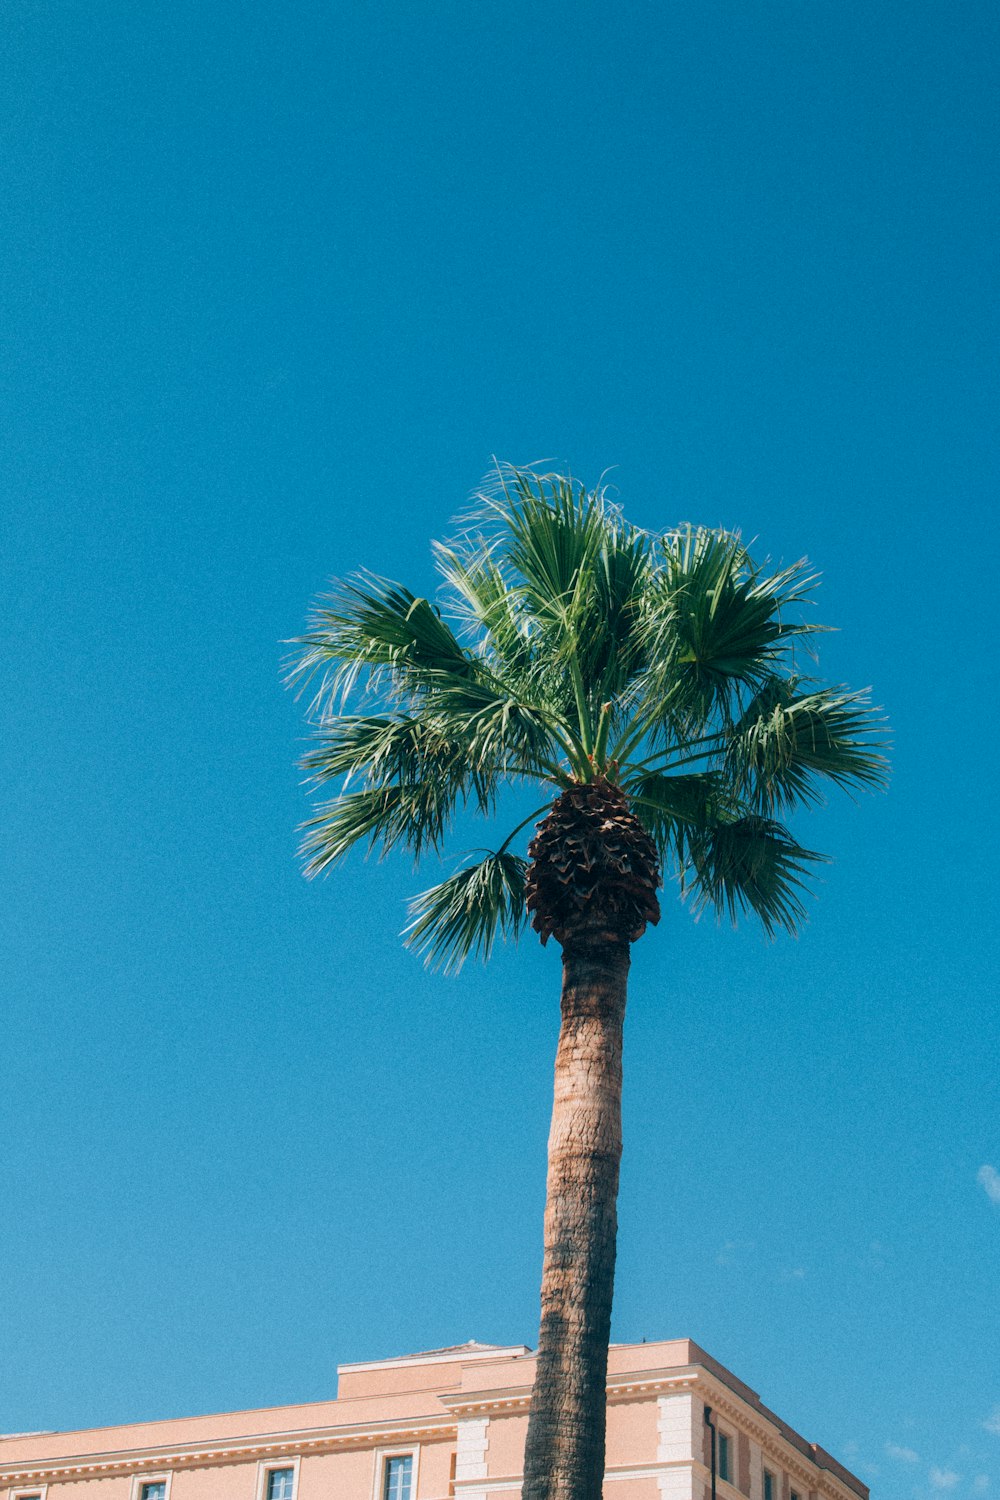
(288, 467, 887, 1500)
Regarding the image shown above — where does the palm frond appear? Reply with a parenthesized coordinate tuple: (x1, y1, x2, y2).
(445, 469, 665, 750)
(287, 571, 473, 717)
(484, 470, 608, 625)
(299, 714, 448, 785)
(578, 521, 654, 698)
(623, 769, 724, 861)
(437, 485, 655, 714)
(403, 849, 529, 973)
(681, 814, 826, 938)
(726, 679, 890, 811)
(298, 786, 406, 875)
(633, 528, 823, 737)
(433, 540, 535, 672)
(298, 771, 463, 875)
(410, 672, 567, 779)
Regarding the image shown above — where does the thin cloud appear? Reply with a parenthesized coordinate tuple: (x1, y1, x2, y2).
(973, 1478, 990, 1493)
(985, 1407, 1000, 1436)
(929, 1470, 961, 1490)
(715, 1239, 755, 1267)
(885, 1443, 919, 1464)
(978, 1165, 1000, 1205)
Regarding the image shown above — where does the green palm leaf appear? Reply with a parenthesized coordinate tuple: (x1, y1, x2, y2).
(634, 528, 821, 736)
(484, 469, 607, 626)
(404, 850, 529, 973)
(299, 766, 483, 873)
(300, 714, 457, 785)
(726, 678, 889, 811)
(624, 769, 724, 857)
(289, 463, 887, 957)
(288, 571, 473, 717)
(681, 815, 826, 938)
(434, 541, 537, 677)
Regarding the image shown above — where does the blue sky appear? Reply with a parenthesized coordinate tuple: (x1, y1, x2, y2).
(2, 0, 998, 1494)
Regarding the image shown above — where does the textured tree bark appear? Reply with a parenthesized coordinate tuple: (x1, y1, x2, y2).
(521, 934, 631, 1500)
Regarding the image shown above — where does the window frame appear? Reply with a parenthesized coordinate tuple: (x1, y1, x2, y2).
(130, 1475, 173, 1500)
(255, 1457, 301, 1500)
(11, 1489, 48, 1500)
(717, 1429, 734, 1485)
(372, 1446, 421, 1500)
(764, 1468, 776, 1500)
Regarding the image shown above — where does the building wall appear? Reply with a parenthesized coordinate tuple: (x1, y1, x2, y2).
(0, 1342, 866, 1500)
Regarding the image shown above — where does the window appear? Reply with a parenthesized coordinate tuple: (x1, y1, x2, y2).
(718, 1433, 732, 1483)
(384, 1455, 414, 1500)
(792, 1490, 801, 1500)
(255, 1461, 300, 1500)
(764, 1471, 775, 1500)
(130, 1482, 169, 1500)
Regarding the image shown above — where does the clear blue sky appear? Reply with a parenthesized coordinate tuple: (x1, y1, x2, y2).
(2, 1, 997, 1493)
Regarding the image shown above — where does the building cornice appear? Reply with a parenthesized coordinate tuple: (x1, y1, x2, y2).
(0, 1415, 456, 1487)
(0, 1364, 864, 1500)
(439, 1369, 698, 1419)
(439, 1390, 530, 1418)
(691, 1371, 864, 1500)
(443, 1368, 862, 1500)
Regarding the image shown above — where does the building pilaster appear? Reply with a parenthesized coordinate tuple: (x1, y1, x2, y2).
(749, 1436, 763, 1500)
(657, 1392, 701, 1500)
(454, 1416, 490, 1500)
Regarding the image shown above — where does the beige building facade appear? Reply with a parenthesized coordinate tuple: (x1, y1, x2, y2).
(0, 1340, 866, 1500)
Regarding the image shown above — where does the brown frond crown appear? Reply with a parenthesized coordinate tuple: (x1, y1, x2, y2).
(525, 778, 662, 948)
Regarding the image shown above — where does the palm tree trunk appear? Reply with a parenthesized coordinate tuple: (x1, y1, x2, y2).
(521, 934, 630, 1500)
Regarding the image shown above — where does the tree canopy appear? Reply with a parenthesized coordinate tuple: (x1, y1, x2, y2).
(288, 467, 887, 969)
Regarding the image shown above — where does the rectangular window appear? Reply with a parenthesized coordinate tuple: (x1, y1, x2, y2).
(384, 1455, 414, 1500)
(718, 1433, 732, 1483)
(792, 1490, 800, 1500)
(141, 1486, 167, 1500)
(267, 1472, 295, 1500)
(764, 1471, 775, 1500)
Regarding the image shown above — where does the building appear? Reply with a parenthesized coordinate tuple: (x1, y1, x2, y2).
(0, 1340, 866, 1500)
